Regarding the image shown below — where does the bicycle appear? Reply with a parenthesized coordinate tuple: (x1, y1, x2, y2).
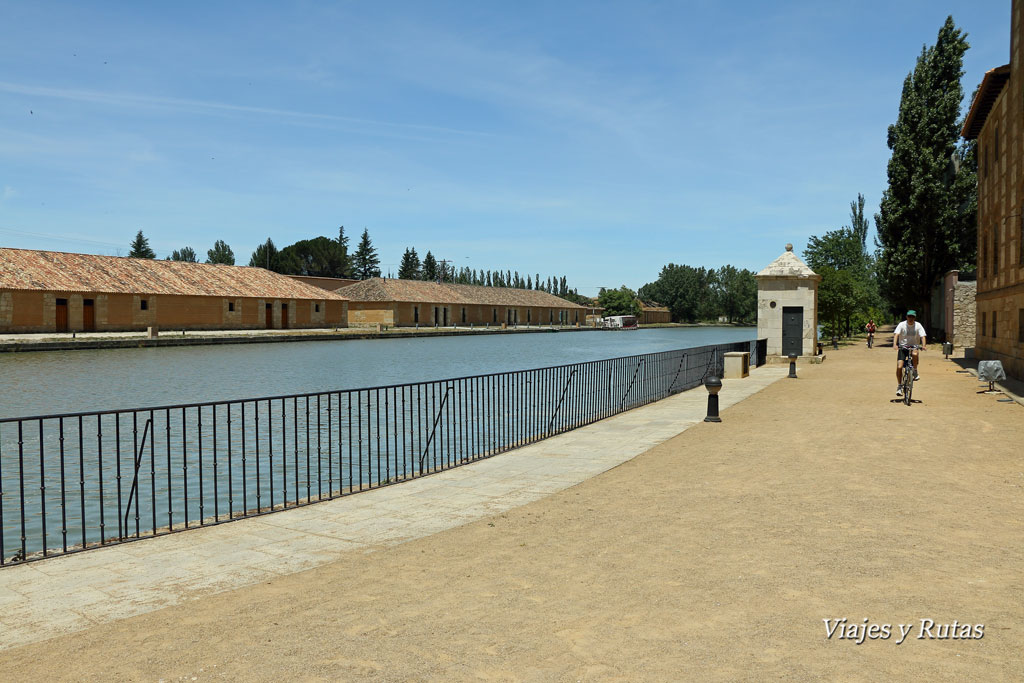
(898, 344, 921, 405)
(867, 332, 874, 348)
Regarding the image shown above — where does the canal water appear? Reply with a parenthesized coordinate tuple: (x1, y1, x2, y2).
(0, 327, 755, 419)
(1, 328, 756, 561)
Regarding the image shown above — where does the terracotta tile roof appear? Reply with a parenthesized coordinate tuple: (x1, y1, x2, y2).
(639, 302, 669, 312)
(337, 278, 586, 308)
(287, 275, 360, 291)
(0, 248, 348, 300)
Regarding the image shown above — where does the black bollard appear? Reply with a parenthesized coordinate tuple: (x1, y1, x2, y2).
(831, 336, 838, 350)
(788, 354, 798, 378)
(704, 376, 722, 423)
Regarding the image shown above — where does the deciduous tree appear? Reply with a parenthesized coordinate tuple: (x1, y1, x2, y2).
(206, 240, 235, 265)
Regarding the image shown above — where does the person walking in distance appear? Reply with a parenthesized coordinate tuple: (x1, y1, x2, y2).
(893, 310, 926, 396)
(865, 319, 876, 348)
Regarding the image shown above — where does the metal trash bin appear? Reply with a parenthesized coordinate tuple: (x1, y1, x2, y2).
(942, 342, 953, 358)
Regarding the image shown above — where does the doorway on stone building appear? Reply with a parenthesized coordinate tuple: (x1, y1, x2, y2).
(443, 307, 448, 326)
(83, 299, 95, 331)
(55, 298, 69, 332)
(782, 306, 803, 357)
(265, 303, 273, 328)
(281, 304, 289, 329)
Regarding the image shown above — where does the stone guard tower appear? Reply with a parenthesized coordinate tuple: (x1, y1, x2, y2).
(755, 244, 821, 358)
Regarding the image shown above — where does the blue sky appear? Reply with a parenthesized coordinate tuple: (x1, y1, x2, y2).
(0, 1, 1010, 296)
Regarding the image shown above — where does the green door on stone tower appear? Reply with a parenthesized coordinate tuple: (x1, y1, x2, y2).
(782, 306, 803, 357)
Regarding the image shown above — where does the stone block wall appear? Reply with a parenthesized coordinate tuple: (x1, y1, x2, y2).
(757, 280, 819, 356)
(952, 280, 976, 349)
(0, 292, 11, 327)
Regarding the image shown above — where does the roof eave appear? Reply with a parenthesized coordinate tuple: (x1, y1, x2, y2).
(961, 64, 1011, 140)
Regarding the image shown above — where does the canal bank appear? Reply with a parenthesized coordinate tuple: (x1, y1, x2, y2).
(0, 324, 589, 353)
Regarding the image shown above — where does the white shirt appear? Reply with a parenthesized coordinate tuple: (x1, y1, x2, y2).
(894, 320, 926, 347)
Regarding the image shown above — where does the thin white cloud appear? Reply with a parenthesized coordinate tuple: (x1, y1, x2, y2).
(0, 81, 489, 139)
(0, 186, 16, 203)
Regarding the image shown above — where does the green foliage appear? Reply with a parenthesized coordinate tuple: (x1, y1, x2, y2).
(559, 290, 590, 306)
(353, 228, 381, 280)
(712, 265, 757, 323)
(598, 286, 642, 317)
(805, 199, 883, 337)
(206, 240, 235, 265)
(128, 230, 155, 259)
(638, 264, 757, 323)
(639, 265, 712, 322)
(169, 246, 197, 262)
(875, 16, 976, 318)
(398, 248, 421, 279)
(249, 238, 281, 271)
(278, 236, 350, 276)
(421, 251, 439, 281)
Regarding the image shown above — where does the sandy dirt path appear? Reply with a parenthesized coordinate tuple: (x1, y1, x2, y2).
(2, 341, 1022, 681)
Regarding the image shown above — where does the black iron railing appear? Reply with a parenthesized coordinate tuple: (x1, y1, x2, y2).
(0, 339, 765, 565)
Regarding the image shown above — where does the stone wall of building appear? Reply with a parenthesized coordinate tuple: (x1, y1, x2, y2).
(756, 279, 819, 356)
(952, 280, 977, 350)
(969, 0, 1024, 381)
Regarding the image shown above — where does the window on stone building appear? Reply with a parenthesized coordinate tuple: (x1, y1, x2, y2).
(982, 236, 988, 279)
(228, 302, 235, 312)
(992, 311, 998, 339)
(414, 306, 419, 323)
(1020, 208, 1024, 265)
(462, 307, 466, 324)
(981, 312, 987, 337)
(993, 228, 999, 275)
(314, 303, 320, 313)
(140, 299, 148, 310)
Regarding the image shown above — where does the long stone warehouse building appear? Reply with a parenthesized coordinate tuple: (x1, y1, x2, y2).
(338, 278, 589, 327)
(0, 248, 349, 333)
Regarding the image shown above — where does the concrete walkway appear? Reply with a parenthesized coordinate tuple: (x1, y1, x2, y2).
(0, 365, 788, 650)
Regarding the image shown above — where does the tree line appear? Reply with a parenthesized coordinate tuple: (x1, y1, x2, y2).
(126, 227, 579, 297)
(631, 265, 758, 323)
(397, 247, 575, 295)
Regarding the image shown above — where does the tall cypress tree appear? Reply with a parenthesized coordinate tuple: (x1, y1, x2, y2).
(353, 228, 381, 280)
(336, 226, 353, 278)
(875, 16, 976, 319)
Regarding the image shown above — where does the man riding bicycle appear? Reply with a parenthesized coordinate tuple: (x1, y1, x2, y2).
(865, 319, 876, 347)
(893, 310, 926, 397)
